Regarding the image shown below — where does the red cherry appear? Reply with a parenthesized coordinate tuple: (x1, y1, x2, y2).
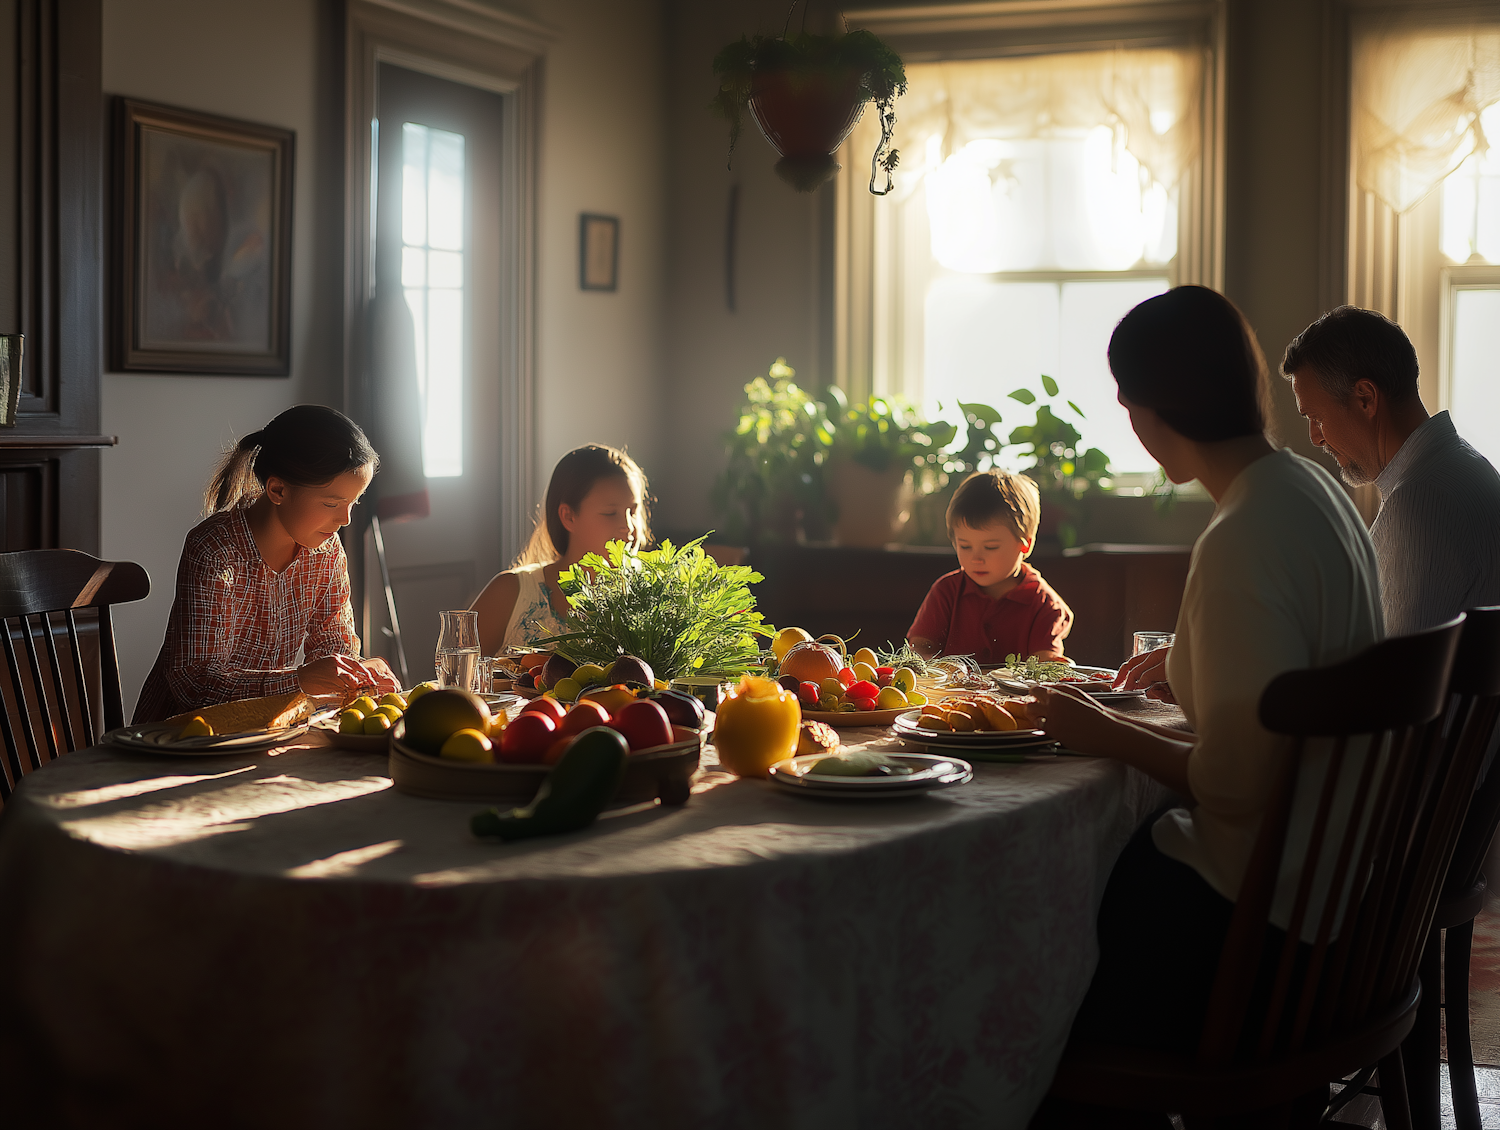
(848, 695, 878, 713)
(846, 680, 879, 700)
(875, 666, 895, 687)
(837, 666, 857, 687)
(798, 681, 821, 706)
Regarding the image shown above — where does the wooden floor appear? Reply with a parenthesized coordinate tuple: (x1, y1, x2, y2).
(1335, 1065, 1500, 1129)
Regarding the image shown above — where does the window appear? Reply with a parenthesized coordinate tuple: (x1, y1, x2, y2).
(1348, 17, 1500, 472)
(400, 122, 466, 479)
(837, 35, 1222, 488)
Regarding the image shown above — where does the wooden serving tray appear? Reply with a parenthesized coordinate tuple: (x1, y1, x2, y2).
(388, 721, 703, 807)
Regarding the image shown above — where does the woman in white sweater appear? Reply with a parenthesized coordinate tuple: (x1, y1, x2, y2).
(1032, 286, 1383, 1052)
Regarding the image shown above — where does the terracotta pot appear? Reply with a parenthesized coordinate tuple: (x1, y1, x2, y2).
(749, 67, 867, 192)
(825, 459, 913, 548)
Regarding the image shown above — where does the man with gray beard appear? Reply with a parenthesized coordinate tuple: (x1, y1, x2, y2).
(1283, 306, 1500, 636)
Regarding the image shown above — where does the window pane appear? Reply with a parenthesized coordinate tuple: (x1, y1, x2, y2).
(923, 277, 1060, 411)
(1450, 287, 1500, 467)
(1441, 102, 1500, 264)
(923, 132, 1177, 274)
(400, 121, 465, 479)
(1058, 279, 1171, 474)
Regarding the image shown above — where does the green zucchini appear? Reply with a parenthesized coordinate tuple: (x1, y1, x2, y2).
(471, 726, 628, 842)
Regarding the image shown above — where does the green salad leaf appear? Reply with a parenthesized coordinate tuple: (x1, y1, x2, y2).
(996, 654, 1077, 682)
(542, 537, 773, 680)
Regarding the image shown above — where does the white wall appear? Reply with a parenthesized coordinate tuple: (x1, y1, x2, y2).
(101, 0, 666, 715)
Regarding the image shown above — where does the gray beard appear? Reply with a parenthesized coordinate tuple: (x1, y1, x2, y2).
(1326, 446, 1373, 486)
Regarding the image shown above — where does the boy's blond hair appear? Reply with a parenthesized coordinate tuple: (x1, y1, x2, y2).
(945, 470, 1041, 548)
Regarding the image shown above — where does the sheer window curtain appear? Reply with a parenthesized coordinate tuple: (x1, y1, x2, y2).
(1344, 15, 1500, 519)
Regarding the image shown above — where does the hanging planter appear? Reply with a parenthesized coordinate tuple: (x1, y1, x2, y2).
(712, 17, 907, 195)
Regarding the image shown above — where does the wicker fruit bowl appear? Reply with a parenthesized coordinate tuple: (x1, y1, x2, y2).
(388, 719, 703, 807)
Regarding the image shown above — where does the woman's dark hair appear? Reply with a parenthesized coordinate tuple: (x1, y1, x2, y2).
(1280, 305, 1419, 404)
(204, 404, 379, 515)
(516, 445, 651, 566)
(1107, 285, 1272, 443)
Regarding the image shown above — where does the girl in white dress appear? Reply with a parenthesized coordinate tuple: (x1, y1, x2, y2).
(471, 445, 651, 655)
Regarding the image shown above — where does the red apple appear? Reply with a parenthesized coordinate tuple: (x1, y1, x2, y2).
(798, 681, 821, 706)
(608, 698, 673, 752)
(559, 700, 611, 736)
(519, 697, 567, 725)
(499, 711, 555, 763)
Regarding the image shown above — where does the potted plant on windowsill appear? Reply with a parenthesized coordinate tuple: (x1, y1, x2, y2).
(712, 358, 834, 545)
(1004, 376, 1113, 550)
(711, 8, 906, 194)
(823, 388, 956, 548)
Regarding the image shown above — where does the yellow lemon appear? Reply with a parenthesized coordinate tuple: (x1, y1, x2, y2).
(362, 713, 393, 735)
(377, 705, 402, 724)
(907, 690, 928, 706)
(440, 727, 493, 763)
(487, 712, 509, 739)
(338, 709, 366, 735)
(179, 716, 213, 738)
(772, 627, 814, 662)
(852, 661, 878, 684)
(892, 667, 917, 693)
(406, 681, 438, 703)
(876, 686, 909, 709)
(350, 695, 379, 715)
(379, 692, 408, 710)
(552, 677, 583, 703)
(852, 647, 879, 670)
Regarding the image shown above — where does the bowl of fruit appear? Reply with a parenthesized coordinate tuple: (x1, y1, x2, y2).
(769, 632, 930, 728)
(320, 685, 431, 751)
(388, 684, 709, 807)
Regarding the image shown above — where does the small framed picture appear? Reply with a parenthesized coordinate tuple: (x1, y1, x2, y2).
(579, 213, 619, 292)
(111, 98, 295, 375)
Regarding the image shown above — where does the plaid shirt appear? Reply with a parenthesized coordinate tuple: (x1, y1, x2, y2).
(134, 507, 360, 723)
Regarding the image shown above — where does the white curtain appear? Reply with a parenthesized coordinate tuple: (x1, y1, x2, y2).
(1352, 18, 1500, 214)
(891, 48, 1206, 192)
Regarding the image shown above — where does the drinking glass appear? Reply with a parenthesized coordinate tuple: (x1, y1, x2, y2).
(436, 610, 482, 691)
(1133, 631, 1175, 656)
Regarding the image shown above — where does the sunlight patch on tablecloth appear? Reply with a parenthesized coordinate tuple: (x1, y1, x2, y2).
(59, 774, 392, 850)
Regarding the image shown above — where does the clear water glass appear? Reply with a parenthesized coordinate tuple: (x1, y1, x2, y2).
(1133, 631, 1175, 656)
(436, 609, 482, 691)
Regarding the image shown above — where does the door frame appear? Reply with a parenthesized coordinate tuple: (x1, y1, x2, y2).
(343, 0, 548, 642)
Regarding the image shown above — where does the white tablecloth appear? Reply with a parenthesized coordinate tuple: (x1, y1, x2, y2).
(0, 729, 1168, 1129)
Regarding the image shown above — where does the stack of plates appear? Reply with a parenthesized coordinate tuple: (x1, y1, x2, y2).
(890, 710, 1059, 759)
(104, 717, 324, 756)
(768, 753, 972, 799)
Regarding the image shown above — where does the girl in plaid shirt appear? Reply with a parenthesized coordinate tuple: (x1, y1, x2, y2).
(135, 406, 400, 723)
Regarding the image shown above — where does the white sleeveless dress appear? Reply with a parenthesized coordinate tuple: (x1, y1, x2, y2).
(502, 563, 569, 650)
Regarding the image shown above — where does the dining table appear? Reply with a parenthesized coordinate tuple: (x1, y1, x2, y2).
(0, 700, 1180, 1130)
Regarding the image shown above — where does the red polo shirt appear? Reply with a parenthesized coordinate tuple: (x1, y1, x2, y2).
(907, 562, 1073, 664)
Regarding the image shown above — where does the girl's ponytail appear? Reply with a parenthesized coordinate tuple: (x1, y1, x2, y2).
(203, 433, 265, 516)
(202, 407, 378, 517)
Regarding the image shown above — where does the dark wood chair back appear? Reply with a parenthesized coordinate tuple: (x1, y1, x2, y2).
(0, 550, 150, 800)
(1436, 607, 1500, 899)
(1196, 617, 1476, 1066)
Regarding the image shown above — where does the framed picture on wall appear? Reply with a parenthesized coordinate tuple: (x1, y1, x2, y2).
(579, 213, 619, 292)
(111, 98, 295, 375)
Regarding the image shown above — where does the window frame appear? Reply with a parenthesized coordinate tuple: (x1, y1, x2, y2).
(1326, 0, 1500, 519)
(837, 1, 1227, 404)
(1439, 263, 1500, 415)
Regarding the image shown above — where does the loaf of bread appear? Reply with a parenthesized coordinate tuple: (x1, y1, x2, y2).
(165, 691, 314, 735)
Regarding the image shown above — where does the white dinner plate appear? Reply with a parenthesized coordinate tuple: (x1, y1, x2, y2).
(768, 753, 972, 798)
(104, 717, 324, 756)
(891, 710, 1046, 743)
(896, 731, 1058, 754)
(1085, 689, 1148, 703)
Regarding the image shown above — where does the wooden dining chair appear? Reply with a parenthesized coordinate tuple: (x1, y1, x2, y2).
(1400, 606, 1500, 1130)
(1047, 617, 1476, 1128)
(0, 549, 150, 802)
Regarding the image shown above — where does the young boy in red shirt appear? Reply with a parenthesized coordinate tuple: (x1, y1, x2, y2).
(907, 470, 1073, 664)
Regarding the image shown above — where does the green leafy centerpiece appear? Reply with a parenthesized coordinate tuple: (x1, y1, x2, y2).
(545, 537, 773, 680)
